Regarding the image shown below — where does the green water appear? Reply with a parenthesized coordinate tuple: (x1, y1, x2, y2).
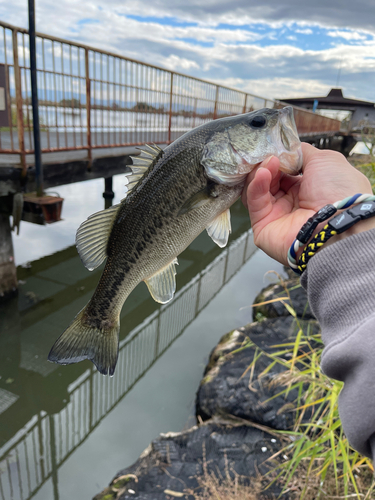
(0, 176, 284, 500)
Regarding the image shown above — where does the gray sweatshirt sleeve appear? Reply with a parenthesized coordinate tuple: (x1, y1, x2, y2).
(300, 227, 375, 460)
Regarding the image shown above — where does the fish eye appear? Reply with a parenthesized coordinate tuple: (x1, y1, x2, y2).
(249, 115, 267, 129)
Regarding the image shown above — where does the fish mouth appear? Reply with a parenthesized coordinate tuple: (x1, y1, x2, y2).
(276, 106, 303, 175)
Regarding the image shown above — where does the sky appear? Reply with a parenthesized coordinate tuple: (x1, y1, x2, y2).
(1, 0, 375, 104)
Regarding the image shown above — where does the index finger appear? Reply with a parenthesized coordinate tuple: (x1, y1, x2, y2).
(300, 142, 321, 173)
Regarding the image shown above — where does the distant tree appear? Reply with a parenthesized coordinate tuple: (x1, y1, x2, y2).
(59, 98, 81, 108)
(132, 102, 157, 112)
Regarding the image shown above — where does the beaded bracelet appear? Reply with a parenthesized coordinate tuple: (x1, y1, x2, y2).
(297, 200, 375, 273)
(288, 194, 375, 275)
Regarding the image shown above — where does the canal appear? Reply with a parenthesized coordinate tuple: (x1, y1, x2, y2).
(0, 174, 285, 500)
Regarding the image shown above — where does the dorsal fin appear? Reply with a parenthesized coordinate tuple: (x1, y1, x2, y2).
(125, 144, 164, 197)
(76, 144, 164, 271)
(76, 204, 121, 271)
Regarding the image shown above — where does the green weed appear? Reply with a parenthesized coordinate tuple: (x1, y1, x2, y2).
(247, 278, 375, 499)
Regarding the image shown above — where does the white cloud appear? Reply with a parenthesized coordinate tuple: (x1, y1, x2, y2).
(212, 76, 332, 101)
(1, 0, 375, 104)
(163, 54, 200, 71)
(327, 30, 367, 41)
(295, 28, 313, 35)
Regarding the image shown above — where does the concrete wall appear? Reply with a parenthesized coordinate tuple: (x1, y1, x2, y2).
(351, 107, 375, 130)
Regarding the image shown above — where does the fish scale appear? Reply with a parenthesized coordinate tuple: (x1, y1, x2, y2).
(48, 107, 302, 375)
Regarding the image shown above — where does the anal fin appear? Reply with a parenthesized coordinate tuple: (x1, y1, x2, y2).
(144, 258, 178, 304)
(206, 209, 231, 248)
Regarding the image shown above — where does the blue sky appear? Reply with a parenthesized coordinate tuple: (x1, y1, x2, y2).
(1, 0, 375, 102)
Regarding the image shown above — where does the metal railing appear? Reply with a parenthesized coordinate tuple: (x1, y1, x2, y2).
(0, 21, 341, 174)
(0, 228, 257, 500)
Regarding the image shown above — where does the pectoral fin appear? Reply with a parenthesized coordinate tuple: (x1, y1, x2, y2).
(178, 189, 212, 215)
(144, 258, 179, 304)
(206, 209, 231, 248)
(76, 204, 121, 271)
(178, 184, 218, 215)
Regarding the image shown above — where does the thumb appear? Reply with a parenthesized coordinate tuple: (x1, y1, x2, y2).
(246, 166, 274, 227)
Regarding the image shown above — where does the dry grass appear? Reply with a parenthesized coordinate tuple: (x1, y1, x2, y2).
(188, 458, 375, 500)
(191, 472, 266, 500)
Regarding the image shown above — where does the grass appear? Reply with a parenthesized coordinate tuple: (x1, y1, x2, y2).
(349, 129, 375, 188)
(240, 275, 375, 499)
(187, 272, 375, 499)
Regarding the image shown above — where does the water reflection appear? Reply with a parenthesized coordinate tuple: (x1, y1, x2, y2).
(0, 221, 257, 500)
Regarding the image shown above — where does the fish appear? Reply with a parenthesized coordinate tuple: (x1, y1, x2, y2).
(48, 106, 302, 376)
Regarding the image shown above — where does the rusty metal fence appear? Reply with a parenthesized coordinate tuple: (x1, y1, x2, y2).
(0, 20, 341, 173)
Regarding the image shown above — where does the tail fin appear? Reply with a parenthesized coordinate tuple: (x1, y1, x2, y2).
(48, 307, 119, 376)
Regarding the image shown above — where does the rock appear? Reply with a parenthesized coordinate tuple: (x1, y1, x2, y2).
(252, 279, 314, 322)
(196, 318, 320, 430)
(99, 420, 288, 500)
(94, 276, 319, 499)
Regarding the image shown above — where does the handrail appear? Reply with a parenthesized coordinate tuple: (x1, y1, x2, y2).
(0, 20, 341, 175)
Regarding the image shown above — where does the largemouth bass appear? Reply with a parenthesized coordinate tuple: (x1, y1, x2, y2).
(48, 106, 302, 375)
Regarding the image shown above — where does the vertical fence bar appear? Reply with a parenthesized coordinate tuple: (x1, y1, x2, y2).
(12, 29, 26, 174)
(3, 29, 14, 151)
(36, 413, 45, 481)
(242, 94, 248, 114)
(213, 85, 219, 120)
(42, 38, 51, 150)
(48, 416, 60, 500)
(69, 45, 76, 149)
(85, 48, 92, 167)
(168, 72, 174, 143)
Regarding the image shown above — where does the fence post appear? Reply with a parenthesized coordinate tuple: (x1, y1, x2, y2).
(213, 85, 219, 120)
(12, 29, 26, 175)
(242, 94, 248, 114)
(168, 72, 174, 143)
(29, 0, 44, 197)
(192, 97, 197, 129)
(85, 48, 92, 168)
(48, 415, 60, 500)
(194, 272, 202, 316)
(154, 309, 161, 358)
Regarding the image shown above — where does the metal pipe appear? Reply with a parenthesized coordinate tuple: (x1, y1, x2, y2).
(168, 72, 174, 144)
(242, 94, 248, 114)
(85, 48, 92, 167)
(12, 30, 26, 174)
(213, 85, 219, 120)
(28, 0, 43, 196)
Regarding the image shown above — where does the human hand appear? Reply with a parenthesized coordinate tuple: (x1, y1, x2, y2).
(242, 142, 373, 266)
